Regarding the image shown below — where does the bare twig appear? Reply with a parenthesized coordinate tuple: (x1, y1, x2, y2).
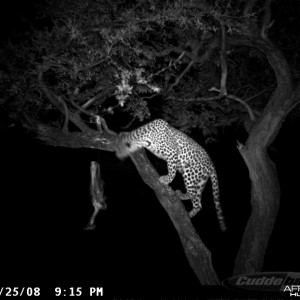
(219, 21, 228, 97)
(138, 93, 161, 101)
(157, 39, 218, 91)
(229, 95, 256, 121)
(77, 60, 105, 72)
(122, 117, 136, 130)
(167, 91, 221, 102)
(81, 87, 114, 110)
(67, 96, 116, 135)
(286, 83, 300, 116)
(59, 96, 69, 133)
(286, 100, 300, 116)
(245, 87, 273, 102)
(234, 84, 255, 94)
(68, 96, 96, 118)
(99, 116, 117, 135)
(243, 0, 259, 17)
(210, 87, 256, 121)
(261, 0, 274, 39)
(151, 51, 186, 78)
(142, 38, 218, 65)
(37, 67, 90, 132)
(168, 60, 194, 91)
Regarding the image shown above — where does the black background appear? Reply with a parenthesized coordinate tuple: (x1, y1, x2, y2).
(1, 117, 299, 298)
(1, 0, 300, 298)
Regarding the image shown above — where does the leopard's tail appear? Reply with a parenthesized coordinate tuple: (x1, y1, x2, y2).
(210, 169, 227, 231)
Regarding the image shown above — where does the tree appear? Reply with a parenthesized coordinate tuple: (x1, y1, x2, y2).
(1, 0, 300, 286)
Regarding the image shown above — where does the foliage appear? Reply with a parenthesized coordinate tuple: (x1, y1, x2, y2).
(0, 0, 299, 138)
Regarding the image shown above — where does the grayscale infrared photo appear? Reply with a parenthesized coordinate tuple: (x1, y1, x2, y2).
(1, 0, 300, 299)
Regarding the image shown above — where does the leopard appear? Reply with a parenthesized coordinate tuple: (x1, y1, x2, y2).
(116, 119, 226, 231)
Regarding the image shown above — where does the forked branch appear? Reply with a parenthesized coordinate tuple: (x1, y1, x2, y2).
(37, 66, 90, 133)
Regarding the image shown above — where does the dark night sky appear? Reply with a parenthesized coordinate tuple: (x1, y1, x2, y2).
(0, 1, 31, 38)
(1, 0, 300, 298)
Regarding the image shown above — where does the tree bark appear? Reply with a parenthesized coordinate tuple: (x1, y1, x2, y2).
(235, 142, 280, 274)
(22, 119, 117, 152)
(233, 36, 297, 274)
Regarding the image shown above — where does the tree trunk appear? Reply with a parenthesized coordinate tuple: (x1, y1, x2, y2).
(234, 143, 280, 274)
(233, 36, 296, 273)
(130, 150, 220, 285)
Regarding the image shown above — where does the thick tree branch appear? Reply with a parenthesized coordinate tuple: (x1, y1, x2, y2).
(210, 87, 256, 121)
(22, 116, 117, 151)
(37, 67, 91, 133)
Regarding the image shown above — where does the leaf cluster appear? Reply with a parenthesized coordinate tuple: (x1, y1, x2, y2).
(1, 0, 297, 139)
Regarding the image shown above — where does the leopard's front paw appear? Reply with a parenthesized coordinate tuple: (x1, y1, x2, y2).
(189, 207, 201, 218)
(175, 190, 191, 200)
(159, 175, 171, 185)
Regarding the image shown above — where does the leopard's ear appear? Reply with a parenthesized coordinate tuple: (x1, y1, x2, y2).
(141, 140, 151, 148)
